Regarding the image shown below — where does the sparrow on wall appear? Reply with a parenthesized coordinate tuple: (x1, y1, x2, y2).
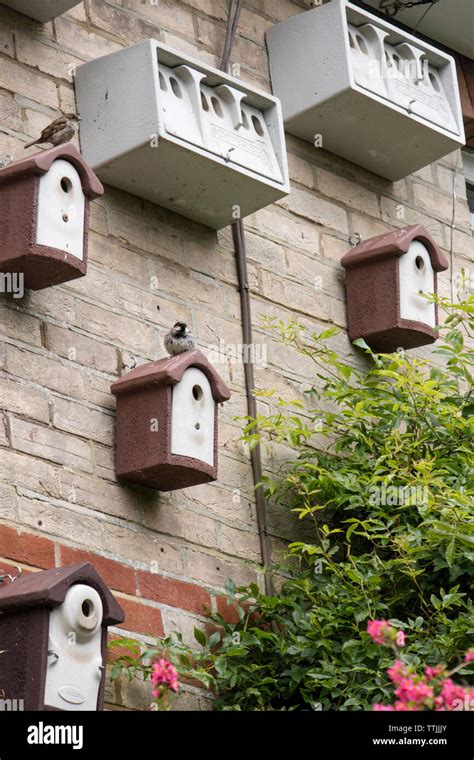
(164, 322, 197, 356)
(24, 116, 77, 149)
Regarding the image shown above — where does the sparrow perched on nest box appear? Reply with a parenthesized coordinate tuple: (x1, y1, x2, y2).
(164, 322, 197, 356)
(24, 116, 77, 149)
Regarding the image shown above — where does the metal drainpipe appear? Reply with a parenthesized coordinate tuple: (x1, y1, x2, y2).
(220, 0, 274, 596)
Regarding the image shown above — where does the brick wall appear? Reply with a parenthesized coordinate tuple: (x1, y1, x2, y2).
(0, 0, 472, 710)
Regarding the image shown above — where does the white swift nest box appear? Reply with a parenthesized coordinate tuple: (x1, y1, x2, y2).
(266, 0, 465, 180)
(75, 40, 290, 229)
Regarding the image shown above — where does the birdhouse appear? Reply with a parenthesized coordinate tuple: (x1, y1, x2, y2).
(0, 144, 103, 291)
(0, 562, 124, 711)
(0, 0, 83, 22)
(111, 349, 231, 491)
(266, 0, 465, 180)
(74, 39, 289, 229)
(341, 224, 449, 352)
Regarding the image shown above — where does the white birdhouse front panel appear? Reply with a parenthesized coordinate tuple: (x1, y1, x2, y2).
(398, 240, 436, 328)
(44, 584, 104, 711)
(157, 62, 284, 184)
(171, 367, 215, 466)
(158, 64, 204, 148)
(35, 158, 85, 261)
(348, 23, 460, 135)
(348, 23, 388, 99)
(201, 83, 284, 183)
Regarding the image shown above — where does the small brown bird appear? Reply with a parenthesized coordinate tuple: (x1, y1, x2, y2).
(164, 322, 197, 356)
(24, 116, 76, 149)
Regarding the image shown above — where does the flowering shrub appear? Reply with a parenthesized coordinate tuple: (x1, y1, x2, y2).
(368, 620, 474, 711)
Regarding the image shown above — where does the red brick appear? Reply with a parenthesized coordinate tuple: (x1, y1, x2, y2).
(215, 596, 258, 625)
(0, 560, 35, 579)
(216, 595, 242, 624)
(0, 525, 55, 569)
(137, 571, 211, 615)
(58, 545, 136, 595)
(116, 597, 164, 637)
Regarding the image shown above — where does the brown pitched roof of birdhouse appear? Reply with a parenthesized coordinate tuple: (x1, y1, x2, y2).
(0, 562, 124, 624)
(341, 224, 449, 272)
(111, 348, 231, 403)
(0, 143, 104, 198)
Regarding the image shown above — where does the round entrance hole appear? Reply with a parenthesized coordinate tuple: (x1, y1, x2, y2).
(192, 384, 203, 401)
(82, 599, 93, 617)
(60, 177, 73, 193)
(415, 256, 425, 271)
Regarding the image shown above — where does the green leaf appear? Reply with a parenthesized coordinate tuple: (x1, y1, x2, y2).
(445, 538, 456, 567)
(345, 522, 359, 542)
(208, 632, 221, 649)
(194, 627, 207, 646)
(352, 338, 371, 350)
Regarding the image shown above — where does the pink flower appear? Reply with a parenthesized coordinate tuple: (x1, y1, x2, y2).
(396, 630, 406, 647)
(373, 704, 394, 711)
(151, 658, 179, 695)
(387, 660, 408, 685)
(367, 620, 406, 648)
(464, 649, 474, 663)
(367, 620, 393, 645)
(438, 678, 468, 710)
(394, 677, 433, 708)
(425, 665, 445, 681)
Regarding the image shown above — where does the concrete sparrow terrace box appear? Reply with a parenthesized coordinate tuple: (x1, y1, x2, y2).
(111, 349, 231, 491)
(341, 224, 449, 352)
(0, 144, 104, 290)
(266, 0, 465, 180)
(74, 39, 290, 229)
(0, 0, 83, 22)
(0, 562, 124, 711)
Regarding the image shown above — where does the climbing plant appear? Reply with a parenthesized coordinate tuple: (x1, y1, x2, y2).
(110, 295, 474, 710)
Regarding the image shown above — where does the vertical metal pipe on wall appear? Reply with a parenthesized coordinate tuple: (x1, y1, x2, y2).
(220, 0, 274, 595)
